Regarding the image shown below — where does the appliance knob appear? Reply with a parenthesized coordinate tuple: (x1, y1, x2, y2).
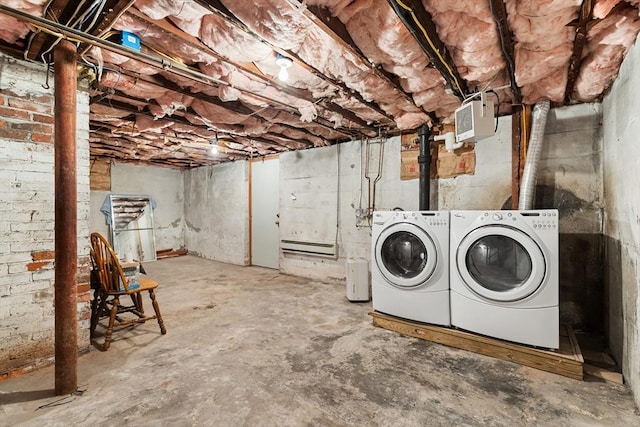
(492, 213, 503, 221)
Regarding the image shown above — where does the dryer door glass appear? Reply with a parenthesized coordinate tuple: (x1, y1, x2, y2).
(466, 235, 532, 292)
(380, 232, 427, 279)
(456, 225, 546, 302)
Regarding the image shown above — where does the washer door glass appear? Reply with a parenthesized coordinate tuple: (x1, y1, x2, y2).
(456, 225, 545, 302)
(375, 222, 438, 288)
(381, 232, 427, 279)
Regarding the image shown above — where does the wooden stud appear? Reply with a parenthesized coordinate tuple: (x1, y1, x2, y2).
(386, 0, 468, 100)
(564, 0, 595, 103)
(488, 0, 522, 104)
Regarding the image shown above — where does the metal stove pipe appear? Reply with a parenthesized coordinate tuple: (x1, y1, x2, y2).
(519, 100, 550, 210)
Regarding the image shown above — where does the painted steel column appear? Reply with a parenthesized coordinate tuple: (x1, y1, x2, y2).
(54, 39, 78, 396)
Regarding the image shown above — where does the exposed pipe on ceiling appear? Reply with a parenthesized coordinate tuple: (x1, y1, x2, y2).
(518, 100, 551, 210)
(418, 125, 431, 211)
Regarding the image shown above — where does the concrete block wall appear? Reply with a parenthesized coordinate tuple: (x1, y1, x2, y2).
(90, 163, 185, 252)
(537, 104, 604, 333)
(438, 115, 513, 210)
(0, 55, 91, 378)
(184, 161, 249, 265)
(603, 38, 640, 409)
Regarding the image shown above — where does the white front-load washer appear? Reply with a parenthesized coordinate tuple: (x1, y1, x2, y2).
(371, 210, 450, 326)
(450, 210, 559, 348)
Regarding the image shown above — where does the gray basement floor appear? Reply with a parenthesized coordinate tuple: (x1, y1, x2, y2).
(1, 255, 639, 426)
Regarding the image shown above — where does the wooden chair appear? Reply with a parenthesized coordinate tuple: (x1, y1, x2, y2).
(89, 232, 166, 350)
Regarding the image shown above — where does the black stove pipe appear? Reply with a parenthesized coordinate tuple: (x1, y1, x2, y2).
(418, 125, 431, 211)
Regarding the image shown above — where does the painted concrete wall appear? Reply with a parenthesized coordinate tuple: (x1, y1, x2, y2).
(111, 163, 184, 251)
(438, 115, 513, 210)
(279, 108, 603, 335)
(184, 161, 249, 265)
(603, 38, 640, 408)
(279, 137, 422, 281)
(89, 163, 185, 252)
(538, 104, 604, 333)
(0, 55, 91, 377)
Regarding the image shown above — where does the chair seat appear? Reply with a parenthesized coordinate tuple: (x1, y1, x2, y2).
(112, 278, 159, 295)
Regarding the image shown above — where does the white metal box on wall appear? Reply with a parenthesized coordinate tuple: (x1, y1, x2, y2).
(346, 258, 370, 302)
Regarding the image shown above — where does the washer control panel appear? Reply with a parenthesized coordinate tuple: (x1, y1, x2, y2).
(419, 212, 448, 228)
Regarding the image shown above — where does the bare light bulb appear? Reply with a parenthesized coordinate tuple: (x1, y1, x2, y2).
(278, 66, 289, 81)
(275, 53, 293, 82)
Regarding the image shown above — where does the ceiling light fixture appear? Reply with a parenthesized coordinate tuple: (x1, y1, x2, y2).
(275, 52, 293, 82)
(210, 132, 218, 155)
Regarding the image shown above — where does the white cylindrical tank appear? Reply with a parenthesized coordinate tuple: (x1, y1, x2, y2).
(346, 258, 370, 302)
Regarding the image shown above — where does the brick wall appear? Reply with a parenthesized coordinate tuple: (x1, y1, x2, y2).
(0, 54, 91, 378)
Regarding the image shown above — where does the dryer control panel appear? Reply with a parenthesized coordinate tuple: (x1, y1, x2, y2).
(531, 211, 558, 229)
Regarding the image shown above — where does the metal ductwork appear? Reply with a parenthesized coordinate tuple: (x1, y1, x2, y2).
(418, 125, 431, 211)
(518, 100, 550, 210)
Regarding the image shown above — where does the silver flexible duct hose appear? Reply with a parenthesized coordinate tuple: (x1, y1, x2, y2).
(518, 100, 551, 210)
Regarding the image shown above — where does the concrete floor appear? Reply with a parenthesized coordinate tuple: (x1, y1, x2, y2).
(1, 255, 638, 426)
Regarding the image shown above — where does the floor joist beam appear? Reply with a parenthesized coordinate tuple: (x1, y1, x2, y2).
(386, 0, 468, 100)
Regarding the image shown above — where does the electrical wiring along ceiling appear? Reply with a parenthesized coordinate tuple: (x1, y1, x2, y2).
(0, 0, 638, 168)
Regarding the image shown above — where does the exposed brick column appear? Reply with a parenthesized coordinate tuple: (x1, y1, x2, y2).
(54, 40, 78, 395)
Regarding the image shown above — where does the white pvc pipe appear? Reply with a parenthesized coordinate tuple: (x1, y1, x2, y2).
(518, 100, 550, 210)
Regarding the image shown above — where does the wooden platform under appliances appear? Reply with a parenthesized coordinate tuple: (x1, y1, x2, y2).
(369, 311, 584, 380)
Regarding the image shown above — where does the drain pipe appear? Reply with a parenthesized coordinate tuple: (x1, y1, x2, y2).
(418, 125, 431, 211)
(518, 100, 550, 210)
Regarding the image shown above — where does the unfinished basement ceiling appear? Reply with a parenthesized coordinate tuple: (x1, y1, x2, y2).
(1, 0, 639, 168)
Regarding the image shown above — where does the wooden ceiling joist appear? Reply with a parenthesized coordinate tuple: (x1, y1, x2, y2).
(304, 4, 439, 123)
(91, 72, 341, 147)
(564, 0, 595, 103)
(26, 0, 71, 60)
(195, 0, 396, 125)
(291, 0, 434, 119)
(27, 0, 135, 61)
(386, 0, 469, 100)
(91, 69, 337, 144)
(91, 97, 315, 153)
(81, 0, 138, 46)
(90, 131, 244, 166)
(126, 8, 375, 133)
(488, 0, 522, 104)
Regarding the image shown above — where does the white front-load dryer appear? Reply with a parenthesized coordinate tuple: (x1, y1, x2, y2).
(371, 210, 450, 326)
(450, 210, 559, 348)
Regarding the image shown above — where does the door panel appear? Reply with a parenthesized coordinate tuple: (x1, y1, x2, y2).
(251, 158, 280, 269)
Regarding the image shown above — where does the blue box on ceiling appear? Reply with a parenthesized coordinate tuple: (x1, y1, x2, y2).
(120, 31, 141, 51)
